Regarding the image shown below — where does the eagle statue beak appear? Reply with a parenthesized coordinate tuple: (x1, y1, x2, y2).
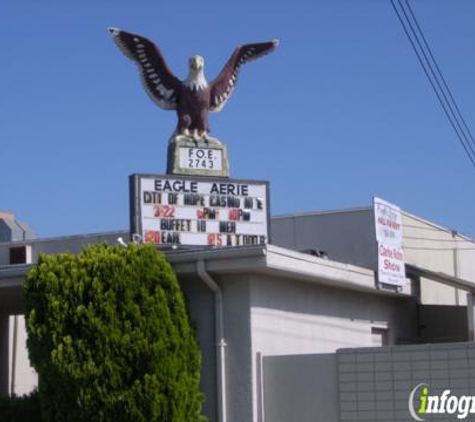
(108, 27, 120, 36)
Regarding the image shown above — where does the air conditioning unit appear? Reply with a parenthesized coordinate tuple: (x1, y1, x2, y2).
(9, 245, 32, 265)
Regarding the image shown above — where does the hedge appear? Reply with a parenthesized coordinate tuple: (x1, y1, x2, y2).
(0, 390, 41, 421)
(24, 244, 207, 422)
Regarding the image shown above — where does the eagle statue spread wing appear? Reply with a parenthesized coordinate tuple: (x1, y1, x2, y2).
(109, 28, 278, 138)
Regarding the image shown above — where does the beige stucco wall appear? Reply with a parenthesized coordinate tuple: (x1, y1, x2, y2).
(402, 213, 475, 306)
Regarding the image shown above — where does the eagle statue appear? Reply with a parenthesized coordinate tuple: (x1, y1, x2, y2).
(108, 28, 278, 139)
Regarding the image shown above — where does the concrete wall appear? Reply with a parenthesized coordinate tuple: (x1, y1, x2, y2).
(250, 274, 418, 355)
(180, 267, 417, 422)
(179, 275, 217, 421)
(336, 342, 475, 422)
(180, 273, 254, 422)
(221, 275, 254, 422)
(249, 274, 418, 421)
(263, 342, 475, 422)
(271, 208, 378, 270)
(263, 354, 338, 422)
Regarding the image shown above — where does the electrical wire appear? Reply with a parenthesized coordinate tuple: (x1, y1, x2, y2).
(393, 0, 475, 165)
(403, 224, 450, 231)
(390, 0, 475, 171)
(403, 245, 475, 251)
(392, 0, 475, 164)
(403, 235, 474, 242)
(403, 0, 475, 155)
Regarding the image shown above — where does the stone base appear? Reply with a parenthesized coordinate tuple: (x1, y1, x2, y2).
(167, 134, 230, 178)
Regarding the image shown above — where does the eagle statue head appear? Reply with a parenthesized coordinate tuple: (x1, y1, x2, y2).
(185, 55, 208, 91)
(189, 55, 204, 71)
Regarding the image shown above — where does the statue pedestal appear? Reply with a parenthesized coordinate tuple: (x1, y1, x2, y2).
(167, 134, 230, 178)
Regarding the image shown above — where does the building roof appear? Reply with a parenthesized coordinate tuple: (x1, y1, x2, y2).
(166, 244, 407, 297)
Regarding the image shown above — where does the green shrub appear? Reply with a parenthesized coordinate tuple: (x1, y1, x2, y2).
(24, 244, 206, 422)
(0, 389, 41, 421)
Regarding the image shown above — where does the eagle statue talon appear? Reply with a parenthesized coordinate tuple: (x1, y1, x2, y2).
(191, 129, 200, 141)
(109, 27, 278, 138)
(201, 132, 212, 146)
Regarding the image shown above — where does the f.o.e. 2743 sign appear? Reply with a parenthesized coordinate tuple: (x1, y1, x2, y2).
(130, 174, 270, 247)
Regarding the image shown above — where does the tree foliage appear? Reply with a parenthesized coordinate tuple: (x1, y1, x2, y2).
(24, 244, 206, 422)
(0, 390, 41, 422)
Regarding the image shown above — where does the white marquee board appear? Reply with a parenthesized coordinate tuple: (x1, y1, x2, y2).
(130, 174, 270, 247)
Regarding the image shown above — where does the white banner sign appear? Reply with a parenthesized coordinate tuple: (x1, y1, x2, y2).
(374, 197, 406, 287)
(374, 197, 403, 246)
(131, 175, 269, 247)
(377, 243, 406, 287)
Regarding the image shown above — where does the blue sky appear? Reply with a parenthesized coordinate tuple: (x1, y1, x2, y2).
(2, 1, 475, 239)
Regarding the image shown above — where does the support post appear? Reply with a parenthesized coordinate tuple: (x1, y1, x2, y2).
(0, 315, 9, 395)
(467, 293, 475, 341)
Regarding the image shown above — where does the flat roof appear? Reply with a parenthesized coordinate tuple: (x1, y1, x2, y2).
(0, 241, 413, 315)
(166, 244, 409, 298)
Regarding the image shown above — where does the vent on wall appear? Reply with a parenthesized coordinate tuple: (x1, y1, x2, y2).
(9, 246, 32, 265)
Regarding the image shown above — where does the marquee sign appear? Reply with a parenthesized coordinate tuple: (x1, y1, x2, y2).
(373, 197, 406, 287)
(130, 174, 270, 247)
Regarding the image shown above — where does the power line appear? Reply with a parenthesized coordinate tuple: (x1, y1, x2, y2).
(403, 224, 451, 231)
(392, 0, 475, 166)
(401, 0, 475, 160)
(403, 245, 475, 251)
(403, 0, 475, 155)
(392, 0, 475, 165)
(390, 0, 475, 171)
(404, 235, 474, 243)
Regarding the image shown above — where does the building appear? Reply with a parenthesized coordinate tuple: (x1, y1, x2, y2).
(272, 207, 475, 307)
(0, 205, 474, 421)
